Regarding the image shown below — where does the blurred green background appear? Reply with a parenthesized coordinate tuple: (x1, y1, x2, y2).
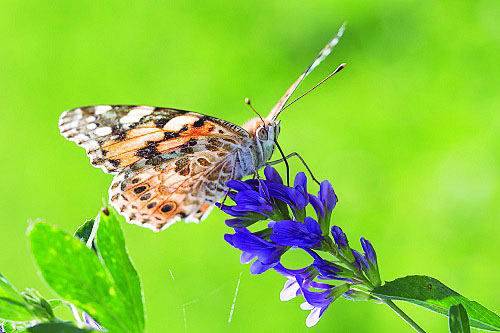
(0, 1, 499, 332)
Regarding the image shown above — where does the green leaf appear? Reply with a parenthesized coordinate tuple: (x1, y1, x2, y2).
(94, 209, 145, 332)
(29, 222, 134, 333)
(0, 274, 36, 322)
(450, 304, 471, 333)
(46, 299, 64, 310)
(373, 275, 500, 331)
(74, 219, 95, 247)
(21, 289, 54, 320)
(1, 321, 19, 333)
(27, 322, 94, 333)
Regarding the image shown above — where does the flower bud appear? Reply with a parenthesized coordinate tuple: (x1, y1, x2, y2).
(360, 237, 381, 286)
(331, 226, 355, 262)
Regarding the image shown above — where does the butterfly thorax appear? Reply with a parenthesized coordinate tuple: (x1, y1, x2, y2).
(242, 117, 280, 171)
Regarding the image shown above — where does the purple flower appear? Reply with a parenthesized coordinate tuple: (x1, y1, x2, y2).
(224, 228, 286, 274)
(331, 225, 355, 262)
(319, 180, 337, 212)
(310, 180, 337, 218)
(360, 237, 377, 266)
(296, 276, 339, 327)
(280, 276, 302, 301)
(217, 180, 275, 226)
(274, 261, 350, 327)
(300, 290, 334, 327)
(290, 172, 310, 211)
(352, 249, 369, 271)
(360, 237, 381, 286)
(220, 166, 381, 326)
(275, 263, 335, 326)
(274, 263, 317, 282)
(309, 194, 325, 219)
(264, 165, 284, 184)
(306, 249, 349, 281)
(270, 217, 323, 248)
(351, 238, 381, 286)
(266, 172, 309, 216)
(300, 281, 351, 327)
(331, 226, 348, 247)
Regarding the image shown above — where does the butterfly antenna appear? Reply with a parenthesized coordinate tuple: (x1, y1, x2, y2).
(245, 98, 265, 125)
(282, 63, 346, 111)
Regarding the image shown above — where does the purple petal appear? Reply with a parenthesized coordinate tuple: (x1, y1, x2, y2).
(240, 251, 255, 264)
(225, 218, 258, 228)
(274, 263, 316, 281)
(352, 249, 369, 270)
(294, 172, 307, 190)
(305, 217, 322, 235)
(319, 180, 337, 211)
(250, 260, 275, 274)
(309, 194, 325, 219)
(360, 237, 377, 265)
(227, 179, 254, 191)
(302, 288, 333, 308)
(331, 226, 348, 247)
(270, 219, 322, 248)
(229, 229, 274, 252)
(264, 166, 283, 184)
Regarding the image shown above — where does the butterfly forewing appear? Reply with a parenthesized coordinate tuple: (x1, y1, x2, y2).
(59, 105, 253, 230)
(59, 105, 249, 173)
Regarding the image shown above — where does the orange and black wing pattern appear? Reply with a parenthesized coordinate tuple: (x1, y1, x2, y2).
(59, 105, 253, 231)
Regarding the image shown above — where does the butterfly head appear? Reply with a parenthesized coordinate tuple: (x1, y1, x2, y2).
(243, 117, 281, 166)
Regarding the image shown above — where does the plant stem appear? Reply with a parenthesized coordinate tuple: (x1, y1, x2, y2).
(69, 304, 83, 328)
(382, 299, 427, 333)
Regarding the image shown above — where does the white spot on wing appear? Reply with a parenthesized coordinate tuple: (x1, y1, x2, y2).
(119, 106, 154, 124)
(82, 140, 99, 151)
(163, 115, 199, 131)
(94, 126, 112, 136)
(94, 105, 112, 115)
(62, 120, 79, 130)
(132, 105, 155, 113)
(73, 133, 89, 143)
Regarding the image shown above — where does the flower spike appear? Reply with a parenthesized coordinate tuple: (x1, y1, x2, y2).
(221, 166, 381, 326)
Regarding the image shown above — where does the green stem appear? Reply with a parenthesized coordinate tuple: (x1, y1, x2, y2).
(382, 299, 426, 333)
(324, 237, 424, 332)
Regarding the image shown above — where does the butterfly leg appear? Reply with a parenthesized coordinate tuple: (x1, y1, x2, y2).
(219, 189, 231, 209)
(217, 160, 238, 209)
(267, 152, 321, 185)
(273, 141, 290, 186)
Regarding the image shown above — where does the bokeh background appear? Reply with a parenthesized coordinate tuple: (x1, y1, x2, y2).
(1, 1, 499, 332)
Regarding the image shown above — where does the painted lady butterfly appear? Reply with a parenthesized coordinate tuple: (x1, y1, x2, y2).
(59, 25, 345, 232)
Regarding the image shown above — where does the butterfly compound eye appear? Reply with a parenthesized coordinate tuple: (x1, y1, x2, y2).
(256, 127, 269, 141)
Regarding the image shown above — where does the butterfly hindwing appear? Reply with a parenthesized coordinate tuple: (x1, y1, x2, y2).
(109, 149, 237, 231)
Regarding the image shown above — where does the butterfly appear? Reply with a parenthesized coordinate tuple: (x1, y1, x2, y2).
(59, 24, 345, 232)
